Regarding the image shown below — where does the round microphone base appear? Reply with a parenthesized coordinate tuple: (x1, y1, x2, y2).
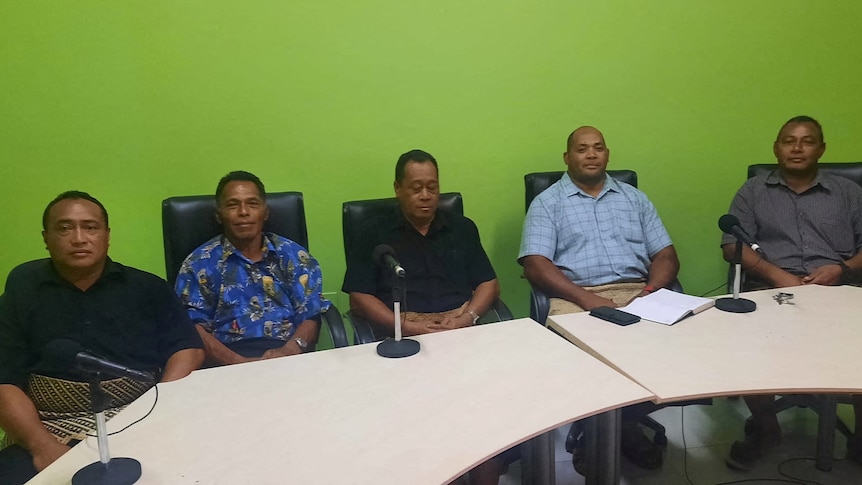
(73, 457, 141, 485)
(715, 297, 756, 314)
(377, 338, 420, 358)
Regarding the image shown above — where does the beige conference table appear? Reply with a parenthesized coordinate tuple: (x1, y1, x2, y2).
(548, 284, 862, 472)
(28, 318, 652, 485)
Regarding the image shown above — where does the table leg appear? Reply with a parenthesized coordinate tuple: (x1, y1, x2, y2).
(520, 431, 555, 485)
(585, 409, 620, 485)
(815, 395, 837, 472)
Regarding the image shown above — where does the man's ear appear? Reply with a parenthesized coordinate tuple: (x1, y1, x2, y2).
(42, 230, 48, 250)
(215, 210, 221, 224)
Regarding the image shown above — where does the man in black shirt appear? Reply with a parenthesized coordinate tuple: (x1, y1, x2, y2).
(342, 150, 504, 484)
(0, 191, 204, 484)
(342, 149, 500, 338)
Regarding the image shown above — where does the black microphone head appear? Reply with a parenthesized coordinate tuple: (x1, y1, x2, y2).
(372, 244, 396, 265)
(718, 214, 740, 234)
(43, 338, 84, 369)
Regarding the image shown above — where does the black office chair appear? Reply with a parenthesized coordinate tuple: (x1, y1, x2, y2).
(730, 163, 861, 444)
(342, 193, 514, 344)
(524, 170, 699, 451)
(161, 192, 349, 349)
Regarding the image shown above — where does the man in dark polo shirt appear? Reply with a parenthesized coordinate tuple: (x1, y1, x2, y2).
(0, 191, 204, 485)
(342, 149, 504, 484)
(721, 115, 862, 470)
(343, 149, 500, 338)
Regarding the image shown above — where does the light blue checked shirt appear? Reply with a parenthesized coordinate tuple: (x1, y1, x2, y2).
(519, 173, 673, 286)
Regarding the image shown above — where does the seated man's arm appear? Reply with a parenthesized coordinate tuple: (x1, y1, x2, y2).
(160, 348, 205, 382)
(261, 316, 320, 359)
(721, 243, 802, 288)
(0, 384, 70, 472)
(803, 251, 862, 285)
(175, 261, 251, 366)
(350, 292, 446, 336)
(722, 181, 803, 288)
(522, 255, 617, 310)
(640, 245, 681, 296)
(193, 326, 254, 365)
(438, 278, 500, 329)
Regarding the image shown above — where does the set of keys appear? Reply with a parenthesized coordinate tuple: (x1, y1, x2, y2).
(773, 292, 795, 305)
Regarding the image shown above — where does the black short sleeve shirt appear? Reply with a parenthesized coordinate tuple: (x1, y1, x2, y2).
(0, 259, 203, 387)
(341, 209, 497, 313)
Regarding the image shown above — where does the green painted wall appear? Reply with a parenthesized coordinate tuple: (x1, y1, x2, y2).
(2, 1, 862, 341)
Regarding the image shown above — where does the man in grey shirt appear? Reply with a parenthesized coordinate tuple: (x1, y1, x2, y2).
(721, 115, 862, 470)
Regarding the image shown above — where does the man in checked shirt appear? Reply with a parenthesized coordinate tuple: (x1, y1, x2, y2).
(721, 115, 862, 470)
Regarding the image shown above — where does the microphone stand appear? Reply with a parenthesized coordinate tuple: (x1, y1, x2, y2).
(715, 239, 757, 313)
(72, 373, 142, 485)
(377, 270, 420, 358)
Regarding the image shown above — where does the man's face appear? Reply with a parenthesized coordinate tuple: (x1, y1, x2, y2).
(395, 161, 439, 226)
(42, 199, 110, 274)
(773, 122, 826, 174)
(217, 181, 269, 246)
(564, 128, 610, 185)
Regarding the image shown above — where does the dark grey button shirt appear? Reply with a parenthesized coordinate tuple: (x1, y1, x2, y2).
(722, 169, 862, 276)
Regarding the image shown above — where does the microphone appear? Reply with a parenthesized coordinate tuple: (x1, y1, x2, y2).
(373, 244, 406, 277)
(718, 214, 762, 253)
(44, 339, 155, 383)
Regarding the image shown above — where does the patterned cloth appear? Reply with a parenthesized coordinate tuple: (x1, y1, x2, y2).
(1, 375, 151, 448)
(520, 173, 673, 286)
(722, 169, 862, 276)
(175, 233, 331, 344)
(548, 282, 647, 315)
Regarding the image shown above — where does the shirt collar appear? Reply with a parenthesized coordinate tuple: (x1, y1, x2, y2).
(393, 206, 449, 234)
(38, 257, 123, 287)
(765, 168, 832, 192)
(561, 172, 620, 199)
(220, 233, 277, 264)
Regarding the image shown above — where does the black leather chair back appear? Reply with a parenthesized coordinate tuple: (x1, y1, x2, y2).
(341, 193, 463, 260)
(162, 192, 308, 285)
(748, 162, 862, 185)
(524, 170, 638, 211)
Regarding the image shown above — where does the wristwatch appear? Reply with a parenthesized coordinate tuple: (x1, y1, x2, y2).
(292, 337, 308, 352)
(466, 310, 480, 325)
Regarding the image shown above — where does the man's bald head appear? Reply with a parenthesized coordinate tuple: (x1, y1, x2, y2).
(567, 126, 606, 151)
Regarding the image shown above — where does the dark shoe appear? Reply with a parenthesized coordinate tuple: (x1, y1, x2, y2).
(725, 433, 780, 471)
(620, 425, 663, 470)
(726, 438, 761, 471)
(571, 444, 586, 476)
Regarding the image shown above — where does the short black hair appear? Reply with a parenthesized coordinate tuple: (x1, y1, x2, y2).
(778, 115, 825, 144)
(215, 171, 266, 205)
(395, 149, 438, 183)
(42, 191, 109, 230)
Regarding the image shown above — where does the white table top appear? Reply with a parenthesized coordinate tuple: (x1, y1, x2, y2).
(28, 318, 652, 485)
(548, 285, 862, 404)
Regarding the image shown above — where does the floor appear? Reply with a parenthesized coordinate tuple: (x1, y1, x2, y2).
(499, 397, 861, 485)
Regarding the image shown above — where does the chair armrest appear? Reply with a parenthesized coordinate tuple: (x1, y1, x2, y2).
(347, 310, 379, 345)
(479, 298, 513, 323)
(529, 285, 551, 325)
(322, 305, 349, 348)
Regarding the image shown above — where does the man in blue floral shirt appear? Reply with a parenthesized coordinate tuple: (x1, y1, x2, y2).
(175, 171, 331, 366)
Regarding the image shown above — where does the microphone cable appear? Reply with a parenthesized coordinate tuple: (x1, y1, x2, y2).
(84, 384, 159, 438)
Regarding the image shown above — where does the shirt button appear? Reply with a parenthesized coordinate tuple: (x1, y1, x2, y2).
(83, 320, 92, 326)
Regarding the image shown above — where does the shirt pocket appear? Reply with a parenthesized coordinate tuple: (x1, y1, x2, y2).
(615, 212, 645, 244)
